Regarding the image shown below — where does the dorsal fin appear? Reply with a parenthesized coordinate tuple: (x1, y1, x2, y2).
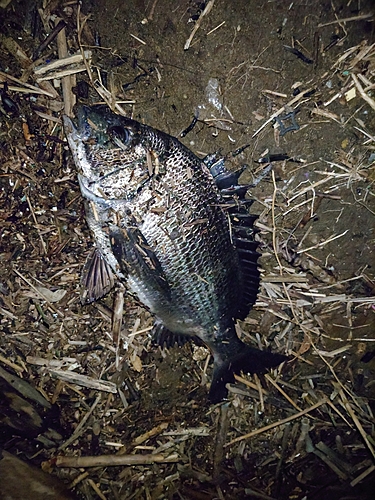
(231, 212, 261, 320)
(208, 158, 261, 321)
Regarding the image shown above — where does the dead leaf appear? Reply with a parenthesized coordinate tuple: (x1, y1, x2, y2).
(131, 355, 143, 372)
(35, 286, 67, 303)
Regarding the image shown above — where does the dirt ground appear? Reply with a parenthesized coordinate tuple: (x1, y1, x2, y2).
(0, 1, 375, 499)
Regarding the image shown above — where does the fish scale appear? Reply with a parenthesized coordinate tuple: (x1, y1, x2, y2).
(63, 105, 287, 402)
(117, 164, 238, 333)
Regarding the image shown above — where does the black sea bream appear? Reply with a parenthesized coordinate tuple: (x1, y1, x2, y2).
(63, 105, 286, 402)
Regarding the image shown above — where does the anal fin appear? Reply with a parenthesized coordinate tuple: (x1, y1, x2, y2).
(151, 322, 196, 348)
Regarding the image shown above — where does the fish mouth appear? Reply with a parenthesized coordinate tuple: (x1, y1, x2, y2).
(60, 106, 93, 142)
(62, 112, 97, 180)
(62, 106, 122, 181)
(62, 105, 101, 142)
(62, 114, 78, 140)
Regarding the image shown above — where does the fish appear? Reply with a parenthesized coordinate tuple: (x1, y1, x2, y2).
(63, 105, 287, 402)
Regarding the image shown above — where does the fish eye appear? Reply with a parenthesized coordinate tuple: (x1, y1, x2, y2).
(108, 126, 131, 149)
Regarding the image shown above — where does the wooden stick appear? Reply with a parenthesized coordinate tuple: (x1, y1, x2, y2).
(254, 374, 265, 412)
(112, 287, 124, 348)
(56, 453, 179, 468)
(56, 20, 75, 117)
(234, 374, 269, 394)
(26, 195, 47, 255)
(265, 373, 302, 411)
(0, 353, 23, 372)
(339, 389, 375, 459)
(36, 65, 86, 83)
(59, 395, 101, 451)
(34, 51, 91, 75)
(352, 73, 375, 112)
(87, 479, 106, 500)
(318, 13, 374, 27)
(224, 399, 327, 447)
(350, 464, 375, 487)
(49, 369, 117, 393)
(0, 70, 57, 97)
(252, 87, 315, 138)
(184, 0, 216, 50)
(213, 403, 229, 479)
(130, 422, 169, 447)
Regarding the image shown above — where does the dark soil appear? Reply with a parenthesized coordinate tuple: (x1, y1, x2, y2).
(0, 1, 375, 499)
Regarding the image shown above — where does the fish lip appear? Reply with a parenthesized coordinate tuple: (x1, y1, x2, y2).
(62, 114, 84, 145)
(62, 114, 75, 135)
(63, 105, 97, 142)
(62, 113, 87, 143)
(62, 114, 80, 154)
(63, 113, 97, 180)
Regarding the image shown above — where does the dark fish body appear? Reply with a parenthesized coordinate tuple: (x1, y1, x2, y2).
(63, 105, 286, 402)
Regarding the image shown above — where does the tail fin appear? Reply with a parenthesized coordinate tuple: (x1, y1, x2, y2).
(209, 343, 287, 403)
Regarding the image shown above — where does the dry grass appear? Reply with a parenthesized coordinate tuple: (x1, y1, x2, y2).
(0, 2, 374, 499)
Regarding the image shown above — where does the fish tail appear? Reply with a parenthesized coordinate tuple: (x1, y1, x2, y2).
(209, 343, 287, 403)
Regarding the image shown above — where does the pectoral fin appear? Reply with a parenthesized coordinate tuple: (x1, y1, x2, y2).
(80, 247, 116, 303)
(110, 225, 171, 299)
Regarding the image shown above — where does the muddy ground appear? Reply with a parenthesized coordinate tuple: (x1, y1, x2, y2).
(0, 1, 375, 499)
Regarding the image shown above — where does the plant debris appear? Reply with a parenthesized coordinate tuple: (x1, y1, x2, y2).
(0, 1, 374, 499)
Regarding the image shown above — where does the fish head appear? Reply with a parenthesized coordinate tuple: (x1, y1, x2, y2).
(75, 105, 140, 149)
(63, 105, 152, 201)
